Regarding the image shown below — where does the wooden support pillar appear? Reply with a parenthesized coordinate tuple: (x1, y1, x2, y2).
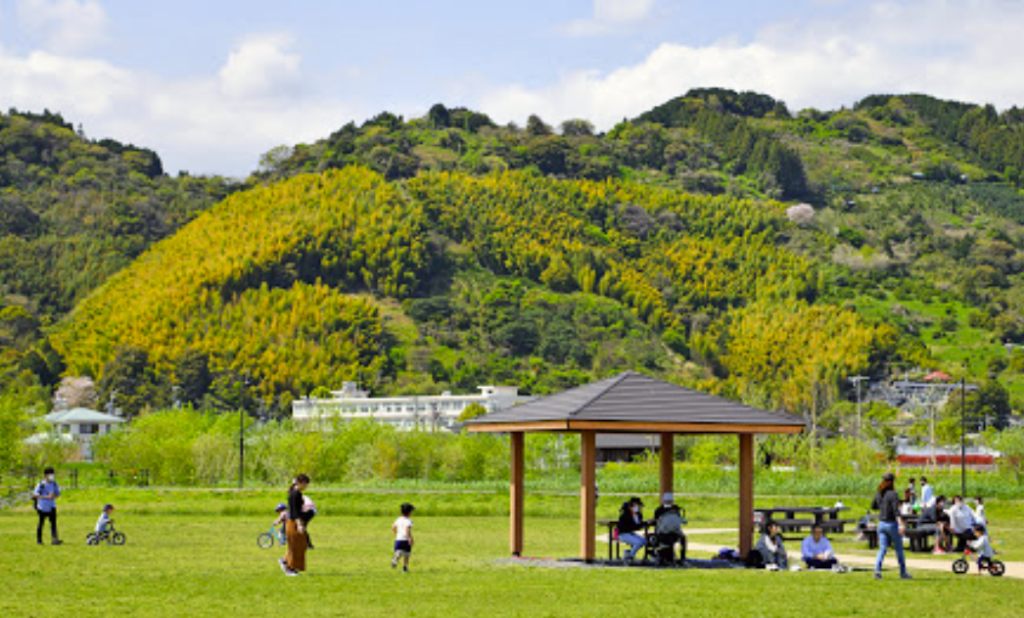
(738, 433, 755, 557)
(659, 432, 674, 498)
(580, 430, 597, 562)
(510, 431, 524, 557)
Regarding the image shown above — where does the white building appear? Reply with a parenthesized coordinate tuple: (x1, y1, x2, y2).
(291, 382, 527, 431)
(26, 407, 126, 460)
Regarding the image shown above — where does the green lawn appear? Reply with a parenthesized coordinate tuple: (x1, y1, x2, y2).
(2, 489, 1023, 617)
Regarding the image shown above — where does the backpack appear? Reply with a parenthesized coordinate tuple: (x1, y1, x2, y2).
(33, 482, 44, 512)
(745, 549, 765, 569)
(656, 510, 684, 535)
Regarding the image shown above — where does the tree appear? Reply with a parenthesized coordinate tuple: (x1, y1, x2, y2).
(526, 114, 553, 137)
(987, 427, 1024, 484)
(427, 103, 450, 129)
(97, 347, 166, 418)
(258, 145, 294, 175)
(175, 349, 212, 408)
(457, 402, 487, 422)
(53, 376, 97, 409)
(560, 119, 594, 137)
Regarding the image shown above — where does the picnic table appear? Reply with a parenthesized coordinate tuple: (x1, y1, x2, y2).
(861, 513, 935, 552)
(755, 506, 852, 536)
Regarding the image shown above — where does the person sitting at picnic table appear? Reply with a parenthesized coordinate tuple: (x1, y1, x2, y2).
(920, 495, 950, 554)
(948, 495, 977, 552)
(973, 496, 987, 527)
(801, 524, 840, 570)
(755, 520, 788, 570)
(652, 493, 685, 564)
(919, 477, 935, 507)
(616, 497, 647, 564)
(905, 477, 917, 506)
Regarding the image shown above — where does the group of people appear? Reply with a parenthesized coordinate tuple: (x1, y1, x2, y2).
(274, 473, 416, 577)
(873, 472, 996, 578)
(754, 521, 848, 573)
(615, 493, 686, 565)
(30, 467, 119, 545)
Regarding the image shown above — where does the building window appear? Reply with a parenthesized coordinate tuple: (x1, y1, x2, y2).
(79, 424, 100, 435)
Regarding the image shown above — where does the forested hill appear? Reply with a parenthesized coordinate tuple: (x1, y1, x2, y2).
(0, 109, 241, 391)
(0, 109, 240, 319)
(3, 89, 1024, 428)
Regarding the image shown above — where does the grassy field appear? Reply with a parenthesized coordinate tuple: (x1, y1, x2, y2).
(2, 489, 1023, 617)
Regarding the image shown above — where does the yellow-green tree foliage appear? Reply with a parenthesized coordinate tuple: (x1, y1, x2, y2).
(52, 167, 894, 408)
(406, 171, 815, 328)
(714, 299, 898, 412)
(52, 167, 428, 395)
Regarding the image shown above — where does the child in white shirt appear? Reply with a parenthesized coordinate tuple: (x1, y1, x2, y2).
(391, 502, 415, 573)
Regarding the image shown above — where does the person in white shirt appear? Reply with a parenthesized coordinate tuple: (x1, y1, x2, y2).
(948, 495, 976, 552)
(391, 502, 415, 573)
(919, 477, 935, 508)
(968, 523, 996, 574)
(973, 496, 987, 526)
(801, 524, 843, 571)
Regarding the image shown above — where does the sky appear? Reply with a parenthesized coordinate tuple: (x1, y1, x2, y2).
(2, 0, 1024, 177)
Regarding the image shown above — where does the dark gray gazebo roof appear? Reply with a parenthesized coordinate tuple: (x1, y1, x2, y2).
(467, 371, 804, 434)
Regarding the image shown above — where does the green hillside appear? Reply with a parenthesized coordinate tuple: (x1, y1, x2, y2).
(50, 165, 896, 418)
(3, 89, 1024, 427)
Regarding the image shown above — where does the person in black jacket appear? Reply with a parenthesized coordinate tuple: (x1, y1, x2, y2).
(871, 472, 911, 579)
(279, 473, 310, 577)
(616, 497, 647, 563)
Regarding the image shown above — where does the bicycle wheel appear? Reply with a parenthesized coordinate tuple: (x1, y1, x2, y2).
(952, 558, 969, 574)
(989, 560, 1005, 577)
(111, 532, 126, 546)
(257, 533, 275, 549)
(86, 533, 99, 546)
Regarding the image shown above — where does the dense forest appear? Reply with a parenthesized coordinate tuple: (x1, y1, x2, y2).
(3, 89, 1024, 441)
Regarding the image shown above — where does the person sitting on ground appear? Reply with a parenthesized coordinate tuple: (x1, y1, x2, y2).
(801, 524, 840, 570)
(919, 496, 949, 554)
(973, 496, 987, 527)
(948, 495, 977, 552)
(653, 493, 685, 564)
(968, 523, 996, 574)
(616, 497, 647, 564)
(919, 477, 935, 508)
(755, 520, 788, 570)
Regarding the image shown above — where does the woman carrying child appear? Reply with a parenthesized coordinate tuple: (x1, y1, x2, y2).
(280, 473, 311, 577)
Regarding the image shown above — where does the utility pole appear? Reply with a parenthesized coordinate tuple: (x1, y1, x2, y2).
(849, 376, 868, 438)
(961, 377, 967, 498)
(239, 407, 245, 489)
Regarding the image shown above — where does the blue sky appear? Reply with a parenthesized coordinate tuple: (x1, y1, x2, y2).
(2, 0, 1024, 176)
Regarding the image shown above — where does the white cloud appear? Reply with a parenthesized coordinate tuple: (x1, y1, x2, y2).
(219, 34, 302, 99)
(17, 0, 109, 54)
(487, 0, 1024, 129)
(0, 35, 354, 176)
(564, 0, 657, 37)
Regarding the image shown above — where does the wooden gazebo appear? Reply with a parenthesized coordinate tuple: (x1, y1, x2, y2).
(466, 371, 805, 561)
